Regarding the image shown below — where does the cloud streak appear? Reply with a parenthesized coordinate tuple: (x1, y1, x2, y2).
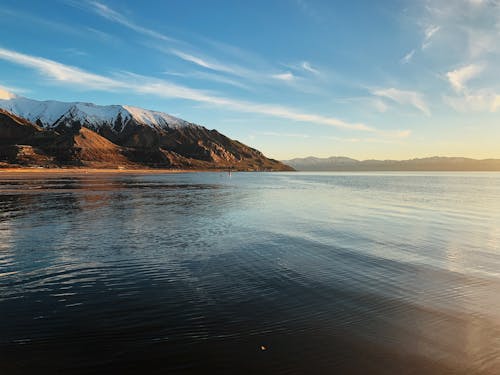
(400, 49, 415, 64)
(444, 90, 500, 112)
(82, 2, 328, 93)
(271, 72, 295, 82)
(301, 61, 319, 75)
(0, 47, 123, 90)
(169, 49, 246, 77)
(373, 88, 430, 115)
(446, 64, 484, 92)
(422, 25, 440, 49)
(0, 46, 395, 133)
(163, 70, 251, 90)
(88, 1, 175, 42)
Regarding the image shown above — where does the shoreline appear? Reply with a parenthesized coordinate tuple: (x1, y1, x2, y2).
(0, 167, 202, 175)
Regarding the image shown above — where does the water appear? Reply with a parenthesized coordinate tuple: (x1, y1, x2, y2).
(1, 171, 500, 374)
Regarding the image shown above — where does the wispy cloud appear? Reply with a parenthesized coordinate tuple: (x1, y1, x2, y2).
(87, 1, 175, 42)
(446, 64, 484, 92)
(271, 72, 295, 82)
(0, 47, 123, 90)
(444, 90, 500, 112)
(400, 49, 415, 64)
(85, 27, 121, 44)
(416, 0, 500, 114)
(443, 63, 499, 113)
(0, 46, 398, 133)
(422, 25, 440, 49)
(301, 61, 319, 75)
(63, 48, 88, 57)
(282, 61, 321, 76)
(163, 70, 251, 90)
(75, 1, 324, 95)
(169, 49, 243, 76)
(421, 0, 500, 59)
(373, 88, 431, 115)
(81, 2, 262, 80)
(333, 96, 390, 113)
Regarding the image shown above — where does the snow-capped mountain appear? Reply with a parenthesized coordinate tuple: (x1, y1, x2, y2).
(0, 91, 293, 171)
(0, 94, 194, 132)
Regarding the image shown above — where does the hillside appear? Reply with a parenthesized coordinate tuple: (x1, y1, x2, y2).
(0, 94, 292, 171)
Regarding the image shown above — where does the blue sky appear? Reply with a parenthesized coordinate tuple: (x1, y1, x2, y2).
(0, 0, 499, 160)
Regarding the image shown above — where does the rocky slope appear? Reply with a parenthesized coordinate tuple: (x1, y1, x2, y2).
(0, 94, 292, 170)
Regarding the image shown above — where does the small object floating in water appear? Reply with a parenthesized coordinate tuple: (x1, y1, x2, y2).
(260, 345, 267, 351)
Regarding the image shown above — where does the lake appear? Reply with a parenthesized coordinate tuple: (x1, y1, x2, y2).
(1, 171, 500, 374)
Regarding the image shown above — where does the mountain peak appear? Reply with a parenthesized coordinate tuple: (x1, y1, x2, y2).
(0, 95, 195, 132)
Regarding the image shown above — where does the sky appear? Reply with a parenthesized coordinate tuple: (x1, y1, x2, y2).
(0, 0, 499, 160)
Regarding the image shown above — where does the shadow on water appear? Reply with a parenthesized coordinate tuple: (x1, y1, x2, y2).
(1, 172, 500, 374)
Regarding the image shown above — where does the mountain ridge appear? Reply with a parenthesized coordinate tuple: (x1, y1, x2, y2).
(283, 156, 500, 171)
(0, 95, 196, 132)
(0, 93, 292, 171)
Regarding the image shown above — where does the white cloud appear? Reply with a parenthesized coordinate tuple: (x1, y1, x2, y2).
(373, 88, 431, 115)
(425, 25, 440, 40)
(446, 64, 484, 92)
(168, 49, 246, 77)
(170, 50, 213, 70)
(84, 3, 268, 82)
(271, 72, 295, 82)
(0, 47, 123, 90)
(0, 46, 393, 133)
(0, 86, 17, 99)
(444, 90, 500, 112)
(422, 25, 440, 49)
(301, 61, 319, 74)
(400, 49, 415, 64)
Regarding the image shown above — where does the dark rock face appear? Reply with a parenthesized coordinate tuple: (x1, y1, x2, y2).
(0, 108, 293, 170)
(0, 109, 42, 145)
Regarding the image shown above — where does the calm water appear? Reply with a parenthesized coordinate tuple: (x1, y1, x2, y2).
(1, 172, 500, 374)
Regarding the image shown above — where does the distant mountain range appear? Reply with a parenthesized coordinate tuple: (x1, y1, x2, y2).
(0, 92, 291, 170)
(283, 156, 500, 171)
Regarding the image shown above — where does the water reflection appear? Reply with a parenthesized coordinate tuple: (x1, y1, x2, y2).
(1, 172, 500, 374)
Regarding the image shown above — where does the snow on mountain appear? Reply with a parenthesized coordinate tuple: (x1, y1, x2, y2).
(0, 95, 194, 132)
(122, 105, 191, 130)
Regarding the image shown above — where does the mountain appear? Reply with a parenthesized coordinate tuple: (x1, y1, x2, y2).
(0, 108, 132, 167)
(0, 93, 292, 170)
(283, 156, 500, 171)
